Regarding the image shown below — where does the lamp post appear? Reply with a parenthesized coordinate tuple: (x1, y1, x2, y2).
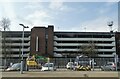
(107, 21, 118, 71)
(19, 24, 29, 74)
(112, 34, 118, 71)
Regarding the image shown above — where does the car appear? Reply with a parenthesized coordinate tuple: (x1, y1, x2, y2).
(101, 62, 116, 71)
(6, 63, 27, 71)
(6, 63, 21, 71)
(41, 63, 56, 71)
(66, 62, 74, 69)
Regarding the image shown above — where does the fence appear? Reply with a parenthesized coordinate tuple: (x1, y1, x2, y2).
(1, 57, 120, 69)
(50, 58, 118, 68)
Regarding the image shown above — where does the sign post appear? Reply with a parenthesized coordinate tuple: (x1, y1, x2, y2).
(113, 53, 118, 71)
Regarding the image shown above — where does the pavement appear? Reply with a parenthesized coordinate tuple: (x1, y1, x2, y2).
(1, 69, 120, 79)
(1, 71, 120, 77)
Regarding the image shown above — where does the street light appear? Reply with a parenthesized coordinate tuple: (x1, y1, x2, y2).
(107, 21, 113, 32)
(107, 21, 118, 71)
(19, 24, 29, 74)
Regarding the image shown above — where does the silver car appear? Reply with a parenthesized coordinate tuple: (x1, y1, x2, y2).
(6, 63, 21, 71)
(101, 62, 116, 71)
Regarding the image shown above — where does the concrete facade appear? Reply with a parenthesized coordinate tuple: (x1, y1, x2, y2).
(54, 32, 116, 57)
(0, 26, 120, 60)
(1, 31, 30, 58)
(30, 26, 119, 58)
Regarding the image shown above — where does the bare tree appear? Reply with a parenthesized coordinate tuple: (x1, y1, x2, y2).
(0, 17, 11, 70)
(80, 42, 98, 58)
(0, 17, 10, 31)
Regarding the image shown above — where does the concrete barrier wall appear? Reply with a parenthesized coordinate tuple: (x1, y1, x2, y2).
(1, 77, 119, 79)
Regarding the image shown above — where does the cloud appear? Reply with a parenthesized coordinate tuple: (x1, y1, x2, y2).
(99, 8, 110, 14)
(105, 2, 117, 7)
(24, 10, 53, 29)
(24, 2, 43, 10)
(49, 0, 71, 11)
(98, 2, 117, 15)
(0, 2, 20, 31)
(0, 1, 118, 32)
(26, 10, 51, 19)
(49, 1, 63, 10)
(0, 0, 47, 2)
(1, 2, 16, 19)
(0, 0, 119, 2)
(70, 16, 118, 32)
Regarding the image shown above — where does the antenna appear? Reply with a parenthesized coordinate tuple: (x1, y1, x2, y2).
(58, 27, 60, 30)
(0, 28, 2, 31)
(107, 21, 113, 32)
(84, 27, 86, 32)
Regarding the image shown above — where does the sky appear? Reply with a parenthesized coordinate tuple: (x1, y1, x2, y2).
(0, 0, 119, 32)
